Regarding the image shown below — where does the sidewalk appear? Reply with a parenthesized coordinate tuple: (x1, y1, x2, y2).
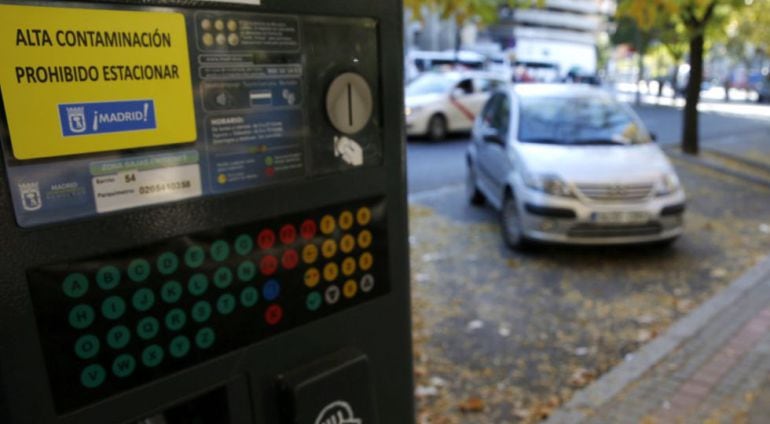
(548, 255, 770, 424)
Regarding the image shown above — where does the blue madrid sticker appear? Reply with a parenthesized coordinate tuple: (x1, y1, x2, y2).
(58, 99, 157, 137)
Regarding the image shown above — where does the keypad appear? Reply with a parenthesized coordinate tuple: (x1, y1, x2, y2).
(28, 198, 387, 413)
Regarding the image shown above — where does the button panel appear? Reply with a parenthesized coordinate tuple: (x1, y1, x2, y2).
(28, 198, 388, 413)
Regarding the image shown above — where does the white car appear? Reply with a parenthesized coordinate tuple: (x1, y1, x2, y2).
(466, 84, 686, 247)
(405, 71, 508, 140)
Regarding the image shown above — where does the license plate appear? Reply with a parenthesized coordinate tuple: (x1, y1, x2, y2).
(591, 211, 649, 225)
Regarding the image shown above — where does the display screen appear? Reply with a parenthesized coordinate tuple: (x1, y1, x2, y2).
(0, 3, 382, 227)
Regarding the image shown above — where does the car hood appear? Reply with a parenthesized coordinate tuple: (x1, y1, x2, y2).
(405, 93, 446, 108)
(516, 142, 675, 184)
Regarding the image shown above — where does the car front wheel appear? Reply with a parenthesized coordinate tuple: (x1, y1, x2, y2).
(427, 114, 447, 141)
(501, 192, 529, 249)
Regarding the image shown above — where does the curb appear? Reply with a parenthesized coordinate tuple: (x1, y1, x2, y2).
(663, 148, 770, 190)
(547, 254, 770, 424)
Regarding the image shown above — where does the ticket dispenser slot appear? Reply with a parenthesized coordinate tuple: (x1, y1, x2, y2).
(0, 1, 412, 423)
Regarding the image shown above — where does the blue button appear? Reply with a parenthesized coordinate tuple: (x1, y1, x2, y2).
(263, 279, 280, 301)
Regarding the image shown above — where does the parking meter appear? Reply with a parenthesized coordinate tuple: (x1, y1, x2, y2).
(0, 0, 413, 423)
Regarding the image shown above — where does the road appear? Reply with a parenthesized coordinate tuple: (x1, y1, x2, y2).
(406, 101, 770, 422)
(407, 101, 770, 194)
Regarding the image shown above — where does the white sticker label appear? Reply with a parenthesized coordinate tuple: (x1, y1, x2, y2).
(93, 164, 202, 213)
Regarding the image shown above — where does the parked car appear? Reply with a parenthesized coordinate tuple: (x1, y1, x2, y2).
(406, 71, 508, 140)
(757, 77, 770, 103)
(466, 84, 686, 248)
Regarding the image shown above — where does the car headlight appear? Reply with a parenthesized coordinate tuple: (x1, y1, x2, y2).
(405, 105, 423, 117)
(656, 173, 681, 196)
(523, 173, 575, 197)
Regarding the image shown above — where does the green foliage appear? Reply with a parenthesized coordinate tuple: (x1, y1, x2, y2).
(405, 0, 543, 26)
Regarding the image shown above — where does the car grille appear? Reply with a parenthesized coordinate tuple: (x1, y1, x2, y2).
(568, 223, 663, 238)
(575, 183, 654, 202)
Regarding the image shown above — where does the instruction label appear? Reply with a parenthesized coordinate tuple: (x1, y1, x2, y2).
(0, 5, 196, 159)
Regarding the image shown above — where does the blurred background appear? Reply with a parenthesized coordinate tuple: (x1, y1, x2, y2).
(401, 1, 770, 423)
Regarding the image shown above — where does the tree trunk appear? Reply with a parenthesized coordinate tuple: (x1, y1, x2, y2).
(635, 30, 644, 105)
(682, 33, 704, 155)
(671, 63, 680, 98)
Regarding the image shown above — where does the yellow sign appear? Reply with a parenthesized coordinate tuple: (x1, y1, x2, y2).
(0, 5, 196, 160)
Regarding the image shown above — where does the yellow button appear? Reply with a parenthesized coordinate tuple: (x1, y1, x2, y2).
(302, 244, 318, 264)
(359, 252, 373, 271)
(341, 257, 357, 276)
(304, 267, 320, 288)
(339, 211, 354, 230)
(321, 239, 337, 259)
(340, 234, 356, 254)
(323, 262, 339, 282)
(343, 279, 357, 299)
(357, 230, 372, 249)
(356, 207, 372, 226)
(320, 215, 336, 235)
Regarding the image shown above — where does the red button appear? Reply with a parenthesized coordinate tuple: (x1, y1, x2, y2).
(257, 229, 275, 250)
(260, 255, 278, 276)
(265, 167, 275, 177)
(279, 224, 296, 245)
(282, 249, 299, 270)
(300, 219, 317, 240)
(265, 304, 283, 325)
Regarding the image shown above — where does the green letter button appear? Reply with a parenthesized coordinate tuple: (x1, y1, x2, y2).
(112, 354, 136, 378)
(195, 327, 216, 349)
(137, 317, 160, 340)
(237, 261, 256, 282)
(165, 308, 186, 331)
(69, 304, 95, 329)
(240, 287, 259, 308)
(213, 267, 233, 289)
(96, 266, 121, 290)
(161, 280, 182, 304)
(132, 288, 155, 312)
(188, 273, 209, 296)
(63, 273, 89, 298)
(306, 292, 322, 312)
(216, 293, 236, 315)
(107, 325, 131, 350)
(101, 296, 126, 320)
(142, 344, 164, 368)
(169, 335, 191, 358)
(235, 234, 253, 256)
(185, 246, 205, 269)
(74, 334, 100, 360)
(127, 259, 151, 283)
(210, 240, 230, 262)
(157, 252, 179, 275)
(192, 300, 213, 323)
(80, 364, 106, 389)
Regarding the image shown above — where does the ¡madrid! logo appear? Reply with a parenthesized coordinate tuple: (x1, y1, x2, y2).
(18, 182, 42, 211)
(65, 106, 87, 134)
(314, 400, 362, 424)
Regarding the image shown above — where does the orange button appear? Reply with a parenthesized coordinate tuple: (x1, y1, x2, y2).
(340, 234, 355, 254)
(304, 267, 320, 288)
(358, 252, 373, 271)
(357, 230, 372, 249)
(339, 211, 354, 230)
(302, 244, 318, 264)
(320, 215, 336, 235)
(341, 257, 356, 276)
(321, 239, 337, 259)
(323, 262, 339, 282)
(343, 279, 357, 298)
(356, 207, 372, 226)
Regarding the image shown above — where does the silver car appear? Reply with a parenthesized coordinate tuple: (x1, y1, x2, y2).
(466, 84, 686, 248)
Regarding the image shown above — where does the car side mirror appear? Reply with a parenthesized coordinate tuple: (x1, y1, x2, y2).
(482, 127, 505, 146)
(650, 132, 658, 142)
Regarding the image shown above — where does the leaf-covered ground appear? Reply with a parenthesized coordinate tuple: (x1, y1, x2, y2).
(409, 160, 770, 423)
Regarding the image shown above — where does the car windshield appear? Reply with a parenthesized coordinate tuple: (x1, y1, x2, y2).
(518, 95, 651, 145)
(406, 73, 456, 97)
